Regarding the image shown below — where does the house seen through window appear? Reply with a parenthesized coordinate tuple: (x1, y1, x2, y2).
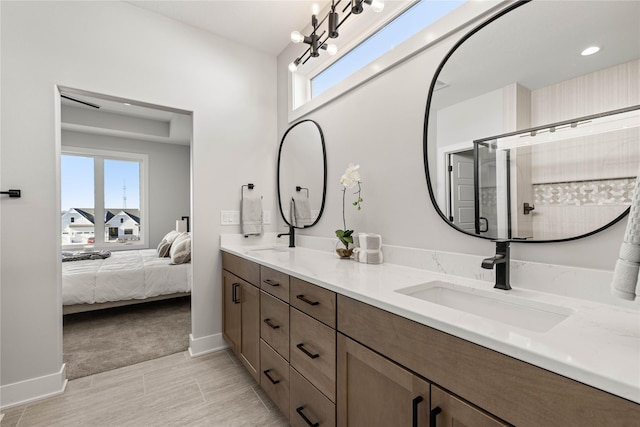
(61, 151, 144, 248)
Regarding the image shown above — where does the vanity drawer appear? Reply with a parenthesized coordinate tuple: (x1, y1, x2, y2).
(260, 291, 290, 361)
(290, 367, 336, 427)
(290, 277, 336, 327)
(260, 339, 290, 418)
(222, 252, 259, 285)
(290, 308, 336, 402)
(260, 265, 290, 302)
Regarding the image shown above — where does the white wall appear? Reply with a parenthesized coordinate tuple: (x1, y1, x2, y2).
(1, 1, 276, 406)
(276, 8, 628, 272)
(62, 130, 191, 247)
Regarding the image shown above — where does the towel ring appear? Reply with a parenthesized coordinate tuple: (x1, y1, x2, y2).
(241, 183, 255, 201)
(296, 186, 309, 198)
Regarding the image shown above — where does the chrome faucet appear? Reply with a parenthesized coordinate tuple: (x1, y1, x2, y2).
(481, 240, 511, 290)
(277, 225, 295, 248)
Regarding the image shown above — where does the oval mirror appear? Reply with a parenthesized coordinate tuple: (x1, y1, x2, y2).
(277, 119, 327, 228)
(424, 0, 640, 242)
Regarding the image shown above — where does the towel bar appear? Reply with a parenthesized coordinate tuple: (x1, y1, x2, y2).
(1, 189, 21, 198)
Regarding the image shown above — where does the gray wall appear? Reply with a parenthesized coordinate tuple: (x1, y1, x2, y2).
(62, 130, 191, 247)
(1, 1, 276, 402)
(276, 7, 627, 272)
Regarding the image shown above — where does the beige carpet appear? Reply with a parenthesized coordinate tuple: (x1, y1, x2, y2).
(63, 296, 191, 380)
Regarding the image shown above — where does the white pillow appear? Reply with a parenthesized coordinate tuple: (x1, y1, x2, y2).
(170, 233, 191, 264)
(156, 230, 181, 257)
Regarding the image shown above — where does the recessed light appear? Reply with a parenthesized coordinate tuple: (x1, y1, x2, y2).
(581, 46, 600, 56)
(123, 102, 131, 106)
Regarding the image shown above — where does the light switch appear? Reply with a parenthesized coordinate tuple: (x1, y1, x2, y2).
(220, 210, 240, 225)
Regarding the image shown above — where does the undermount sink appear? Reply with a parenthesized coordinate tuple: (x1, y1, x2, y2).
(247, 246, 292, 253)
(395, 281, 572, 333)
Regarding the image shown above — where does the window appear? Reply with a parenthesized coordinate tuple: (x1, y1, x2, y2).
(289, 0, 497, 121)
(61, 147, 148, 249)
(311, 0, 465, 98)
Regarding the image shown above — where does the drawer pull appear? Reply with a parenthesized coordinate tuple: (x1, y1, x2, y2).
(263, 318, 280, 329)
(412, 396, 424, 427)
(263, 279, 280, 287)
(232, 283, 240, 304)
(295, 406, 320, 427)
(430, 406, 442, 427)
(263, 369, 280, 385)
(296, 294, 320, 306)
(296, 343, 319, 359)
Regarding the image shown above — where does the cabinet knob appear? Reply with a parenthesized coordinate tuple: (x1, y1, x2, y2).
(263, 279, 280, 287)
(296, 294, 320, 306)
(430, 406, 442, 427)
(296, 343, 320, 359)
(263, 369, 280, 385)
(263, 318, 280, 329)
(412, 396, 424, 427)
(232, 283, 240, 304)
(295, 406, 320, 427)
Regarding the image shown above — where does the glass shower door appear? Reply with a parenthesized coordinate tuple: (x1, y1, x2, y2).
(474, 140, 510, 239)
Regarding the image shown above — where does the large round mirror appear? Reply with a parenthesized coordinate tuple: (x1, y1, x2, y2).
(424, 0, 640, 242)
(277, 119, 327, 228)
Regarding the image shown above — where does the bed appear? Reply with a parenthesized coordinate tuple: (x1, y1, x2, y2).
(62, 248, 191, 314)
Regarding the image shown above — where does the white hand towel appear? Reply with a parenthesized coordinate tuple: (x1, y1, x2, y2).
(241, 195, 263, 236)
(357, 233, 382, 251)
(354, 248, 384, 264)
(292, 195, 313, 227)
(611, 177, 640, 300)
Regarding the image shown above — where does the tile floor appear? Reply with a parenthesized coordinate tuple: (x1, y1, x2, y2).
(1, 350, 288, 427)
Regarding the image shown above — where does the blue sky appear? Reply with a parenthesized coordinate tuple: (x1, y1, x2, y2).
(61, 155, 140, 211)
(312, 0, 465, 96)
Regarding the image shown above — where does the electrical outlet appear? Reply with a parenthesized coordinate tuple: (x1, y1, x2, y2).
(220, 210, 240, 225)
(263, 210, 271, 225)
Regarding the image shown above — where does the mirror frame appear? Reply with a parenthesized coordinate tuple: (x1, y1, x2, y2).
(277, 119, 328, 229)
(422, 0, 632, 243)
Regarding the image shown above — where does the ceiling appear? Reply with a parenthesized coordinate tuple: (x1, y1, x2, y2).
(60, 91, 193, 145)
(126, 0, 331, 56)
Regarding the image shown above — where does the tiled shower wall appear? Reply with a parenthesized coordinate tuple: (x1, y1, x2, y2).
(532, 177, 635, 240)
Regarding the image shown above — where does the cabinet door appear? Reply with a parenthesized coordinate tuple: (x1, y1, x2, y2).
(260, 265, 290, 302)
(290, 367, 336, 427)
(337, 334, 430, 427)
(430, 385, 508, 427)
(260, 339, 290, 418)
(290, 308, 336, 402)
(222, 270, 241, 354)
(240, 280, 260, 382)
(261, 291, 290, 361)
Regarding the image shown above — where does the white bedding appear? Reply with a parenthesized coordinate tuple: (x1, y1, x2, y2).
(62, 249, 192, 306)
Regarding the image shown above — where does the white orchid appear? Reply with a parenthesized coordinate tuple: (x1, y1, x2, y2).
(336, 163, 364, 250)
(340, 163, 361, 188)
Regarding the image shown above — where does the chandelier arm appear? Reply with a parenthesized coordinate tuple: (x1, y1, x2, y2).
(337, 11, 353, 30)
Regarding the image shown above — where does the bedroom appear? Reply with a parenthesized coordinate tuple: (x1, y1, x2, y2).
(57, 92, 193, 377)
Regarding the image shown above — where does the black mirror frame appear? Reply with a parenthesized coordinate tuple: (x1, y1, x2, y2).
(422, 0, 631, 244)
(277, 119, 328, 229)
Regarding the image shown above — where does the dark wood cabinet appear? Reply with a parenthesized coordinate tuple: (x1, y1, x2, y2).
(430, 385, 508, 427)
(337, 334, 430, 427)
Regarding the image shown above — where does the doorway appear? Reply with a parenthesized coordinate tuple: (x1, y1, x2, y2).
(447, 150, 475, 233)
(57, 87, 194, 378)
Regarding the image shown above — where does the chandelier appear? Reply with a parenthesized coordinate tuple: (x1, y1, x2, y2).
(288, 0, 384, 72)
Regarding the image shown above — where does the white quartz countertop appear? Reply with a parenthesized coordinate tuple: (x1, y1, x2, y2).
(220, 243, 640, 404)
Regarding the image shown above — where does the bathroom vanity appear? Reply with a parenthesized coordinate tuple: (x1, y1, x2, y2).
(221, 243, 640, 427)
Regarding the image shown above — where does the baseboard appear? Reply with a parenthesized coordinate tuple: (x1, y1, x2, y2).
(188, 333, 228, 357)
(0, 364, 67, 410)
